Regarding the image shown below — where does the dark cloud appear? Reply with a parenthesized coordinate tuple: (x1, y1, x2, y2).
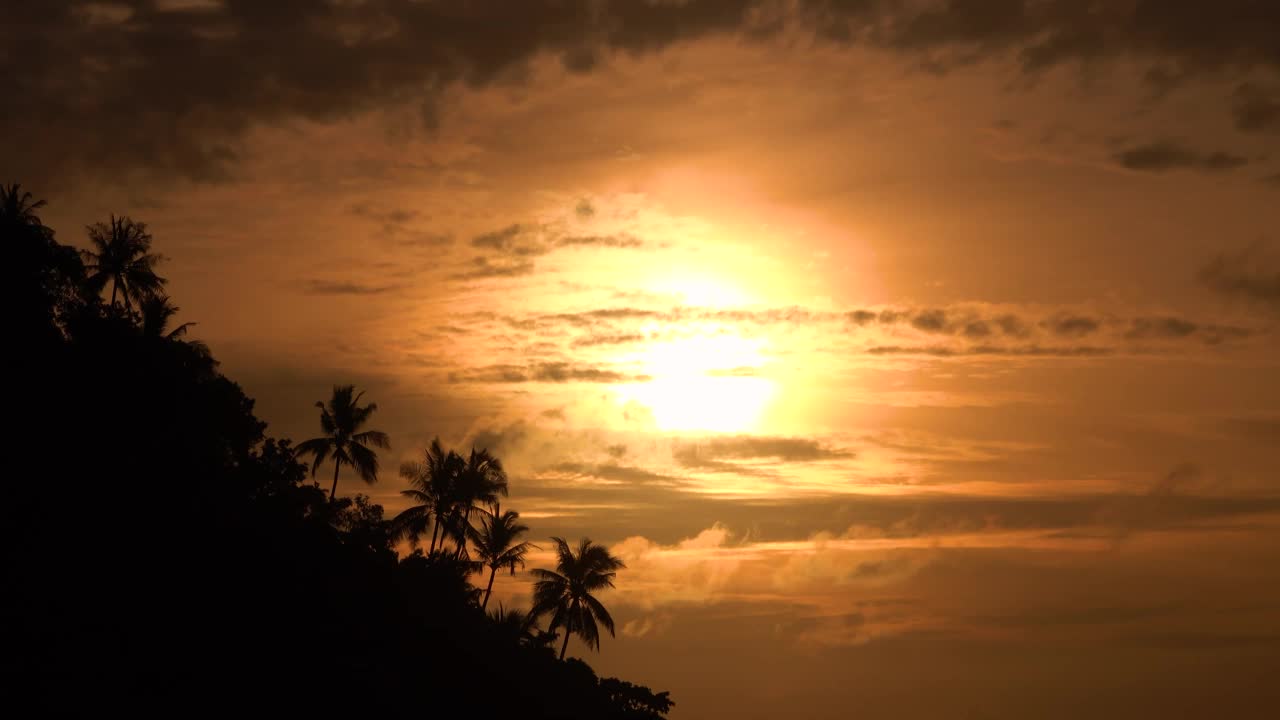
(1220, 416, 1280, 442)
(467, 224, 643, 279)
(1232, 83, 1280, 132)
(472, 224, 548, 257)
(571, 333, 647, 348)
(1199, 324, 1254, 345)
(16, 1, 1280, 184)
(448, 362, 650, 384)
(1112, 141, 1248, 173)
(846, 310, 878, 326)
(1124, 316, 1198, 340)
(866, 345, 1112, 357)
(994, 313, 1031, 338)
(350, 202, 452, 248)
(461, 256, 536, 279)
(673, 436, 851, 464)
(1043, 314, 1100, 337)
(556, 234, 644, 249)
(303, 279, 399, 295)
(550, 462, 682, 485)
(911, 309, 949, 333)
(1199, 245, 1280, 310)
(350, 203, 419, 226)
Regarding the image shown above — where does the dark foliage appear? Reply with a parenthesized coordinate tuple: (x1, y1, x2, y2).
(1, 186, 670, 719)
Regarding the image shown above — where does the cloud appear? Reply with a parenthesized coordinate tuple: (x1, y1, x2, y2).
(1220, 416, 1280, 442)
(551, 462, 683, 486)
(1199, 245, 1280, 310)
(910, 309, 949, 333)
(18, 1, 1280, 184)
(1124, 316, 1198, 340)
(994, 313, 1031, 337)
(1043, 314, 1100, 337)
(303, 279, 399, 295)
(865, 344, 1112, 357)
(472, 224, 549, 257)
(448, 362, 651, 384)
(556, 234, 644, 249)
(467, 222, 644, 279)
(460, 256, 537, 279)
(673, 436, 850, 464)
(1232, 83, 1280, 133)
(349, 203, 418, 227)
(571, 333, 647, 348)
(1112, 141, 1248, 173)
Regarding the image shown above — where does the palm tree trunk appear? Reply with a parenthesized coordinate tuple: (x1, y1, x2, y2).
(429, 516, 441, 554)
(482, 567, 497, 610)
(110, 279, 118, 307)
(329, 459, 342, 502)
(454, 507, 473, 559)
(559, 623, 572, 660)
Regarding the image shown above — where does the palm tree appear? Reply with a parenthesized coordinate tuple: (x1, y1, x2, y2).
(139, 294, 195, 339)
(295, 385, 390, 502)
(450, 447, 508, 560)
(391, 438, 463, 553)
(489, 603, 546, 647)
(81, 215, 166, 311)
(1, 183, 47, 231)
(469, 505, 535, 609)
(531, 537, 626, 660)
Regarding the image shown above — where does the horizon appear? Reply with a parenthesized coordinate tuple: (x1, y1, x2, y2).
(8, 2, 1280, 718)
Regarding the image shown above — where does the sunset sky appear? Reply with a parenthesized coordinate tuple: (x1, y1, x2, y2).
(13, 1, 1280, 717)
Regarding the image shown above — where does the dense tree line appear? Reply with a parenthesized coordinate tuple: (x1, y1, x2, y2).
(0, 185, 672, 718)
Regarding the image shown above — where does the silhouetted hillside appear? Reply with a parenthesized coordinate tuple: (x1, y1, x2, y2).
(1, 184, 672, 719)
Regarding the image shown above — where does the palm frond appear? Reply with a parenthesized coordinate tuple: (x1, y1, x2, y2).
(582, 592, 617, 639)
(294, 437, 333, 476)
(347, 442, 380, 485)
(352, 429, 391, 449)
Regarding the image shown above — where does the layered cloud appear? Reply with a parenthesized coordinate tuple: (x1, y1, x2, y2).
(14, 0, 1280, 185)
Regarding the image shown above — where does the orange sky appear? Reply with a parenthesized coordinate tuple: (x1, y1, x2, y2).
(15, 2, 1280, 717)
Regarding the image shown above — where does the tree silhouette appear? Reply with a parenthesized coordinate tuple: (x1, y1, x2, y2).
(3, 184, 85, 343)
(1, 183, 47, 230)
(531, 537, 626, 660)
(469, 504, 535, 609)
(295, 385, 390, 501)
(451, 447, 509, 559)
(80, 215, 165, 311)
(7, 184, 673, 718)
(392, 438, 465, 553)
(139, 294, 195, 339)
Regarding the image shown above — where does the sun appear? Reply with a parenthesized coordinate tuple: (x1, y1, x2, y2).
(612, 334, 777, 433)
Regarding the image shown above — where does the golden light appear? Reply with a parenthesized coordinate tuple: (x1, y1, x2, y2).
(613, 333, 777, 433)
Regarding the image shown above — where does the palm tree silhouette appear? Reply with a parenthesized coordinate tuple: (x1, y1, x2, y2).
(1, 183, 48, 231)
(488, 603, 548, 647)
(531, 537, 626, 660)
(139, 295, 196, 339)
(295, 385, 390, 502)
(391, 438, 464, 553)
(469, 504, 535, 610)
(81, 215, 166, 310)
(450, 448, 509, 560)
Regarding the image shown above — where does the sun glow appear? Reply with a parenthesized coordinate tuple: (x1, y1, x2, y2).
(613, 333, 777, 433)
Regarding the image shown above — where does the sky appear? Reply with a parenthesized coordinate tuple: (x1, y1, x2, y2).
(11, 1, 1280, 717)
